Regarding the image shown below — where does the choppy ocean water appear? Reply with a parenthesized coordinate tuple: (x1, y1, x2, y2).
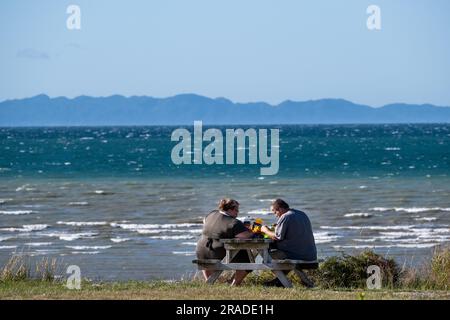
(0, 124, 449, 280)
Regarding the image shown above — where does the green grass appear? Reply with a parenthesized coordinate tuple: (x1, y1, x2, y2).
(1, 247, 449, 300)
(0, 279, 449, 300)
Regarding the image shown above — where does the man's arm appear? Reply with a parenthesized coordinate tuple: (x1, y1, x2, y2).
(264, 215, 288, 241)
(261, 226, 278, 240)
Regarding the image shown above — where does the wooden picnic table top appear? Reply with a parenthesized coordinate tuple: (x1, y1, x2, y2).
(219, 238, 273, 244)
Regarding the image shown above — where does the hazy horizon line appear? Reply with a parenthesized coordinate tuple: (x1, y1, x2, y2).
(2, 93, 450, 109)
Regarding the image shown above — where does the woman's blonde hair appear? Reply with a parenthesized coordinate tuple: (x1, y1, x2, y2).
(218, 198, 239, 212)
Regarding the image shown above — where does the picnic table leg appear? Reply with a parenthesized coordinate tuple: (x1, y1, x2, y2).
(225, 250, 231, 263)
(260, 249, 271, 263)
(294, 269, 315, 288)
(247, 249, 256, 263)
(225, 250, 239, 263)
(272, 270, 293, 288)
(206, 270, 223, 284)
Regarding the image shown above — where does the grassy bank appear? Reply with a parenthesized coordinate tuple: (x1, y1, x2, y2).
(1, 247, 449, 300)
(1, 280, 449, 300)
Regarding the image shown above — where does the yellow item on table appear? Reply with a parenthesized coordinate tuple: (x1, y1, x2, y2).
(252, 218, 263, 234)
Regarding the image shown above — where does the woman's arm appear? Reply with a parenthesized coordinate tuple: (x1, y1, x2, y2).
(235, 230, 253, 239)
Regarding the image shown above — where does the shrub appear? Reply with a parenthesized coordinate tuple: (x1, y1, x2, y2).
(313, 250, 401, 289)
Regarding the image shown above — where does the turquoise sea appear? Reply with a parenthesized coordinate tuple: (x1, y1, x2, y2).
(1, 124, 449, 280)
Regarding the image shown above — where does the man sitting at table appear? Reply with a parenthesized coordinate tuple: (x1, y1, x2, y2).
(261, 198, 317, 286)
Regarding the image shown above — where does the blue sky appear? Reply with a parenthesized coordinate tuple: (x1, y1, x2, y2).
(1, 0, 449, 106)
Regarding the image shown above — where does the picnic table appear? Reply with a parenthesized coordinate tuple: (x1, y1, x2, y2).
(192, 238, 318, 288)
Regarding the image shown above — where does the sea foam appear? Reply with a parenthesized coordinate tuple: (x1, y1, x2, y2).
(0, 210, 35, 215)
(57, 221, 108, 226)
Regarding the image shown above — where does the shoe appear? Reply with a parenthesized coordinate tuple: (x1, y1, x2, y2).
(263, 278, 284, 287)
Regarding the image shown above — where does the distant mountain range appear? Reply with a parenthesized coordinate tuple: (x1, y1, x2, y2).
(1, 94, 450, 126)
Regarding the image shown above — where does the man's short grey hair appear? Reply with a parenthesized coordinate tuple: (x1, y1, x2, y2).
(271, 199, 289, 210)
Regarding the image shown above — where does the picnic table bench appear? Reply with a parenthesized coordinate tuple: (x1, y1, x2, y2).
(192, 238, 318, 288)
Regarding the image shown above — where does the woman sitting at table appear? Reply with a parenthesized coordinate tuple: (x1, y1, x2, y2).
(196, 198, 253, 286)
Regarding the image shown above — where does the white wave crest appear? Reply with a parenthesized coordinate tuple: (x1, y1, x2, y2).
(25, 242, 53, 247)
(149, 235, 196, 240)
(321, 225, 416, 231)
(93, 190, 114, 195)
(66, 245, 111, 250)
(57, 221, 108, 226)
(314, 231, 341, 244)
(371, 207, 450, 213)
(15, 184, 32, 192)
(39, 231, 98, 241)
(110, 238, 130, 243)
(68, 202, 89, 206)
(334, 243, 437, 249)
(172, 251, 196, 256)
(0, 210, 35, 215)
(111, 223, 202, 230)
(70, 251, 100, 255)
(414, 217, 437, 222)
(344, 213, 373, 218)
(247, 209, 271, 215)
(353, 238, 377, 242)
(136, 228, 202, 235)
(1, 224, 48, 232)
(181, 242, 197, 246)
(0, 245, 17, 250)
